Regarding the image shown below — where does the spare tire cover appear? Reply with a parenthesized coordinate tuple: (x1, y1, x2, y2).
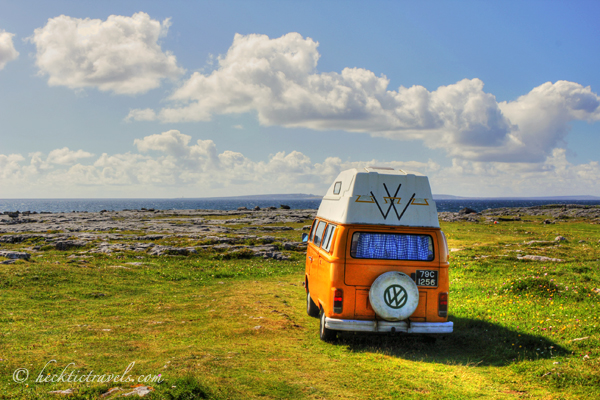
(369, 272, 419, 321)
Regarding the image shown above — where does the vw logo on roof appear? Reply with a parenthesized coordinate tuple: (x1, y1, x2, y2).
(383, 284, 408, 309)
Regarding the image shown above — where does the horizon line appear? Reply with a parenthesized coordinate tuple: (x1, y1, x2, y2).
(2, 194, 600, 200)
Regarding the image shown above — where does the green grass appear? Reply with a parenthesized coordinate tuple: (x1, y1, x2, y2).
(0, 214, 599, 398)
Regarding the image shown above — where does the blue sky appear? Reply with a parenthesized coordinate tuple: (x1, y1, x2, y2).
(1, 1, 599, 198)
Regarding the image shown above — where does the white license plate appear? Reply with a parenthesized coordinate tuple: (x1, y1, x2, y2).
(416, 270, 438, 287)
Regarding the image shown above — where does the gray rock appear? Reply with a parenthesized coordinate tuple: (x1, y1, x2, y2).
(203, 236, 237, 244)
(438, 212, 480, 223)
(250, 245, 279, 252)
(48, 388, 74, 395)
(258, 236, 275, 243)
(213, 243, 236, 250)
(0, 250, 31, 260)
(260, 226, 294, 231)
(524, 240, 553, 245)
(498, 217, 521, 221)
(122, 386, 152, 397)
(133, 234, 166, 240)
(0, 234, 44, 243)
(55, 240, 88, 250)
(253, 251, 290, 260)
(517, 255, 563, 262)
(148, 246, 197, 256)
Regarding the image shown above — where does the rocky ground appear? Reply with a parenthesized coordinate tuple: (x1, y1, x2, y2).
(2, 204, 599, 264)
(0, 208, 316, 263)
(439, 204, 600, 224)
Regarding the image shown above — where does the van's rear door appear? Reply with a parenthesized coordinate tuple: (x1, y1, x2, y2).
(344, 228, 441, 287)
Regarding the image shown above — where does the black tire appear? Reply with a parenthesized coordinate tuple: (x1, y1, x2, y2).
(307, 292, 320, 318)
(319, 309, 337, 342)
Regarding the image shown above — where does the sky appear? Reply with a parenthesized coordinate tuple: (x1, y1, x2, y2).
(1, 0, 599, 198)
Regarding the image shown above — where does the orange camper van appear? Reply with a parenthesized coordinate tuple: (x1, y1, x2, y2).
(303, 167, 453, 341)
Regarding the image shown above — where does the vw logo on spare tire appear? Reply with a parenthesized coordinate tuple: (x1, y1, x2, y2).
(383, 284, 408, 309)
(369, 272, 419, 321)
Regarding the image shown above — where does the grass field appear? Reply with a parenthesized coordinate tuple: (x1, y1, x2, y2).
(0, 213, 599, 399)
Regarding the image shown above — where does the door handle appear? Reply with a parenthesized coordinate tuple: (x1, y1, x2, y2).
(309, 256, 313, 261)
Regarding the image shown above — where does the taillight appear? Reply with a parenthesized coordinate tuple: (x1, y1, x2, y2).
(333, 289, 343, 314)
(438, 292, 448, 317)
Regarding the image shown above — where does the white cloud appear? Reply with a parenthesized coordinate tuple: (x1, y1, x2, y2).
(0, 29, 19, 70)
(126, 108, 157, 121)
(29, 12, 184, 94)
(496, 81, 600, 162)
(128, 32, 600, 163)
(0, 130, 440, 197)
(47, 147, 94, 165)
(2, 130, 600, 198)
(0, 149, 93, 186)
(0, 153, 25, 179)
(134, 129, 191, 156)
(432, 149, 600, 197)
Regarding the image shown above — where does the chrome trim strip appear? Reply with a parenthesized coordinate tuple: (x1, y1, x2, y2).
(324, 317, 453, 333)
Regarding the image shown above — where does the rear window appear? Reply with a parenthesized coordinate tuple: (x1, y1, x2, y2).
(350, 232, 434, 261)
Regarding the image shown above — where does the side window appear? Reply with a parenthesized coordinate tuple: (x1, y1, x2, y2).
(321, 224, 337, 252)
(312, 221, 327, 246)
(333, 181, 342, 195)
(308, 219, 317, 242)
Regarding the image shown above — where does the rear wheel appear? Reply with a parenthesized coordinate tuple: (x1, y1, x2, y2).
(307, 292, 320, 318)
(319, 309, 337, 342)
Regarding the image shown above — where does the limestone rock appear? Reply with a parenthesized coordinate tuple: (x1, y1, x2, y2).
(122, 386, 153, 397)
(517, 255, 563, 262)
(0, 250, 30, 260)
(148, 246, 197, 256)
(48, 388, 74, 395)
(55, 240, 88, 250)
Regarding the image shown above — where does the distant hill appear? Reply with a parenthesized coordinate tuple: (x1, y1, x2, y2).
(432, 194, 466, 200)
(195, 193, 323, 200)
(193, 193, 600, 201)
(433, 194, 600, 200)
(195, 193, 600, 201)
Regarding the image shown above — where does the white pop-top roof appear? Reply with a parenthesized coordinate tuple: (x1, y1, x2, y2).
(316, 167, 439, 228)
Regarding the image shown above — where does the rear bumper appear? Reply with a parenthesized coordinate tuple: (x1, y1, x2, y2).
(324, 317, 453, 334)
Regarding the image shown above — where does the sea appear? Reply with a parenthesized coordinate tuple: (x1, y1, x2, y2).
(1, 198, 600, 214)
